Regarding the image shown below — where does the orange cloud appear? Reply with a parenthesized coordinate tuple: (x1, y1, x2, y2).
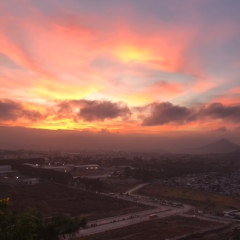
(31, 78, 104, 101)
(106, 26, 188, 72)
(213, 96, 240, 105)
(230, 87, 240, 94)
(148, 81, 184, 98)
(191, 78, 216, 93)
(211, 87, 240, 105)
(0, 27, 53, 77)
(117, 81, 184, 106)
(113, 43, 157, 64)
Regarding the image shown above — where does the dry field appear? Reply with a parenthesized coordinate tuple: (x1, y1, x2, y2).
(137, 183, 240, 214)
(76, 215, 222, 240)
(102, 181, 140, 193)
(0, 181, 150, 220)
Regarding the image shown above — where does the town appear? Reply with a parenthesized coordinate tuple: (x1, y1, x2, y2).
(1, 143, 240, 239)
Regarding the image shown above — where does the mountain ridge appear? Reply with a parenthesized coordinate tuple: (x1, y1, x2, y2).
(197, 138, 240, 154)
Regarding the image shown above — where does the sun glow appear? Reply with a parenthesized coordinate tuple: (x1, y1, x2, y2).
(115, 45, 153, 63)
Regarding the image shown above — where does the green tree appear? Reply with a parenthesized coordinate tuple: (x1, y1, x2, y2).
(0, 198, 87, 240)
(0, 198, 41, 240)
(231, 227, 240, 240)
(42, 214, 87, 240)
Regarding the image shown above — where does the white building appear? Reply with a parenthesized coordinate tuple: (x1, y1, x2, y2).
(21, 178, 40, 185)
(74, 164, 99, 171)
(0, 165, 16, 177)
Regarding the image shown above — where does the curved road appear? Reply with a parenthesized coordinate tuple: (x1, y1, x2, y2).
(62, 183, 192, 239)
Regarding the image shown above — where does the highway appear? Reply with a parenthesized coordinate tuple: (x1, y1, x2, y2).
(60, 183, 238, 240)
(62, 183, 192, 239)
(77, 207, 183, 237)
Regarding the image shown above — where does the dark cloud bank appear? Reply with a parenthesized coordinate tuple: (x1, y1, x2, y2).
(57, 99, 131, 121)
(1, 99, 240, 126)
(140, 102, 240, 126)
(1, 99, 240, 151)
(0, 99, 42, 121)
(141, 102, 196, 126)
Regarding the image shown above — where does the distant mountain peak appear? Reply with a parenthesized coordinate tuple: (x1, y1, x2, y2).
(197, 138, 239, 154)
(217, 138, 233, 143)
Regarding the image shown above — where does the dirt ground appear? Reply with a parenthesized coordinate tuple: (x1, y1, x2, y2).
(0, 181, 149, 220)
(77, 215, 223, 240)
(102, 181, 140, 193)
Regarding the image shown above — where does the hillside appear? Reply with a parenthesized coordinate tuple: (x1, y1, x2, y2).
(197, 138, 240, 154)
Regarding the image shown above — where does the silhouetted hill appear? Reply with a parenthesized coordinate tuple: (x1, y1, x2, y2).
(197, 138, 240, 154)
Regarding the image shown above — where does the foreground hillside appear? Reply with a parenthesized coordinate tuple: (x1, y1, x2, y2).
(0, 182, 149, 220)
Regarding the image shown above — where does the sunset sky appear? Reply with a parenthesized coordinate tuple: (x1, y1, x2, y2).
(1, 0, 240, 150)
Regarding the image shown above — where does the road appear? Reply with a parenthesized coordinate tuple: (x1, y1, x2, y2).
(126, 183, 149, 194)
(77, 207, 187, 237)
(60, 183, 192, 239)
(57, 183, 240, 240)
(61, 182, 237, 240)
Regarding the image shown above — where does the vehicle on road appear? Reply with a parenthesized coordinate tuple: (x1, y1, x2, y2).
(149, 214, 158, 219)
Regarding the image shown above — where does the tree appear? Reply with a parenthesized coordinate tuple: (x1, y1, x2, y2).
(0, 198, 87, 240)
(42, 215, 87, 240)
(230, 227, 240, 240)
(0, 198, 41, 240)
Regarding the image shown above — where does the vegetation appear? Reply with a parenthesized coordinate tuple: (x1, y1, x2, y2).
(0, 198, 87, 240)
(124, 159, 237, 181)
(74, 177, 104, 191)
(138, 183, 240, 213)
(218, 227, 240, 240)
(18, 165, 72, 184)
(229, 227, 240, 240)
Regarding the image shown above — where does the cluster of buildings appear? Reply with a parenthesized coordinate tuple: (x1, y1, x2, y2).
(0, 162, 104, 185)
(23, 163, 99, 173)
(0, 165, 39, 185)
(0, 165, 16, 178)
(160, 171, 240, 196)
